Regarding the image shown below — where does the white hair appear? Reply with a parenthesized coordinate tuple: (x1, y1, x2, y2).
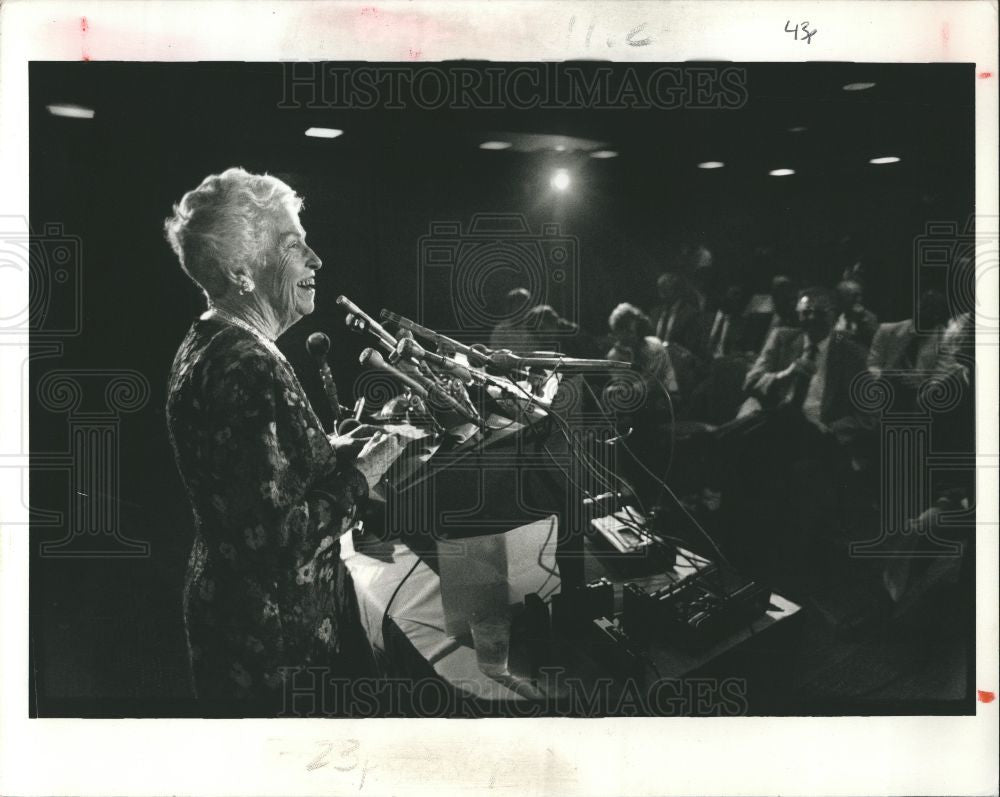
(608, 302, 650, 333)
(163, 167, 302, 299)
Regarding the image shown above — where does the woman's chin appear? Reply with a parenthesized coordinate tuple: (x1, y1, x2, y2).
(296, 298, 316, 317)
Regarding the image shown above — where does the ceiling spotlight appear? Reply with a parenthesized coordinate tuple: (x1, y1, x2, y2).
(769, 168, 795, 177)
(480, 141, 512, 150)
(46, 104, 95, 119)
(305, 127, 343, 139)
(590, 150, 618, 159)
(842, 82, 876, 91)
(551, 169, 571, 191)
(869, 156, 901, 165)
(697, 161, 725, 170)
(788, 126, 808, 133)
(554, 144, 566, 152)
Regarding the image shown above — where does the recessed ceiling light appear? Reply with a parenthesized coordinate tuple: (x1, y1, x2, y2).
(304, 127, 343, 139)
(46, 104, 95, 119)
(697, 161, 725, 169)
(788, 126, 808, 133)
(554, 144, 566, 152)
(480, 141, 512, 150)
(589, 150, 618, 159)
(769, 168, 795, 177)
(551, 169, 571, 191)
(842, 82, 876, 91)
(869, 156, 901, 165)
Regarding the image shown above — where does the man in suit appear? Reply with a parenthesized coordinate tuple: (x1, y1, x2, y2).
(650, 272, 707, 363)
(745, 274, 799, 356)
(868, 289, 949, 374)
(744, 286, 871, 442)
(866, 290, 970, 615)
(705, 283, 755, 360)
(723, 287, 875, 597)
(833, 278, 879, 349)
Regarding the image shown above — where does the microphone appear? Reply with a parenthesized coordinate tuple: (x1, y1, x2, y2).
(359, 348, 484, 429)
(344, 312, 395, 355)
(306, 332, 345, 424)
(395, 337, 473, 382)
(487, 349, 528, 376)
(487, 349, 630, 375)
(380, 310, 490, 367)
(359, 348, 431, 400)
(338, 295, 398, 350)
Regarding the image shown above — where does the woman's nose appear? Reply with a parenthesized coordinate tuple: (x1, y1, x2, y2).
(306, 246, 322, 270)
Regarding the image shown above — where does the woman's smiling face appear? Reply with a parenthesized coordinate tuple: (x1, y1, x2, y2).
(258, 203, 323, 329)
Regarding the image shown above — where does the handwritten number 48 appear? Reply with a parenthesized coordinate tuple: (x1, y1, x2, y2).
(785, 20, 817, 44)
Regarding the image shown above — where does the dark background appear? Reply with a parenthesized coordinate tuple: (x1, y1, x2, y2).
(28, 62, 974, 715)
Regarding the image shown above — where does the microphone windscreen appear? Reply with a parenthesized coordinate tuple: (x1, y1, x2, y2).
(359, 347, 383, 366)
(306, 331, 331, 358)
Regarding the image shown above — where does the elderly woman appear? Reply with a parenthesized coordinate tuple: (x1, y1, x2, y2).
(164, 168, 398, 712)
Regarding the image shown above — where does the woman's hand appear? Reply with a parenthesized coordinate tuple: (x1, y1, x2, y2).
(328, 424, 382, 460)
(354, 431, 406, 491)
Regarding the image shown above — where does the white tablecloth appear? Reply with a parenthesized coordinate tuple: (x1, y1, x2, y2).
(341, 516, 560, 701)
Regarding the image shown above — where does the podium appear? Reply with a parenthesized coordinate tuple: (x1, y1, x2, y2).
(376, 373, 604, 588)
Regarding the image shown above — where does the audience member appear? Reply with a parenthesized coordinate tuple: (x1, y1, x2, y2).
(521, 304, 600, 358)
(834, 279, 879, 348)
(744, 287, 871, 443)
(867, 289, 950, 412)
(705, 284, 754, 359)
(489, 287, 535, 352)
(746, 274, 799, 355)
(606, 303, 699, 414)
(717, 287, 874, 595)
(650, 272, 706, 360)
(605, 302, 702, 502)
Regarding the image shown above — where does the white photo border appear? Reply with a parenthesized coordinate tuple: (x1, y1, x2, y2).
(1, 1, 997, 795)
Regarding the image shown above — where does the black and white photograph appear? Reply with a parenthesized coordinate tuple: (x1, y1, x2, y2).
(2, 2, 997, 795)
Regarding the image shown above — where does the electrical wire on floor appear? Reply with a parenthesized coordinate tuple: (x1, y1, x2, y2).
(381, 555, 422, 635)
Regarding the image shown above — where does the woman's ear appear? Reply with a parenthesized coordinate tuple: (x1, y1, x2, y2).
(219, 263, 256, 295)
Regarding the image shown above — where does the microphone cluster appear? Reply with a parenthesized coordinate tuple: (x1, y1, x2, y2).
(334, 295, 631, 434)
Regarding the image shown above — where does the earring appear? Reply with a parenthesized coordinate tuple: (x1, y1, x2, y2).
(238, 276, 255, 295)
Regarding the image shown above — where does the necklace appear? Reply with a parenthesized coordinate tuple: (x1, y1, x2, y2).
(202, 307, 290, 366)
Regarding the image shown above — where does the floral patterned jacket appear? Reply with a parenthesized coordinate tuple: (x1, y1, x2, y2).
(166, 316, 371, 710)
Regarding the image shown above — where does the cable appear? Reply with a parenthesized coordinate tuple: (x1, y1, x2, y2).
(536, 440, 717, 597)
(506, 371, 725, 601)
(533, 514, 560, 597)
(514, 373, 686, 571)
(489, 365, 728, 597)
(580, 377, 732, 569)
(381, 554, 422, 635)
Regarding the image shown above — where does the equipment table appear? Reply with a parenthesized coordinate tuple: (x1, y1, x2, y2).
(341, 516, 803, 715)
